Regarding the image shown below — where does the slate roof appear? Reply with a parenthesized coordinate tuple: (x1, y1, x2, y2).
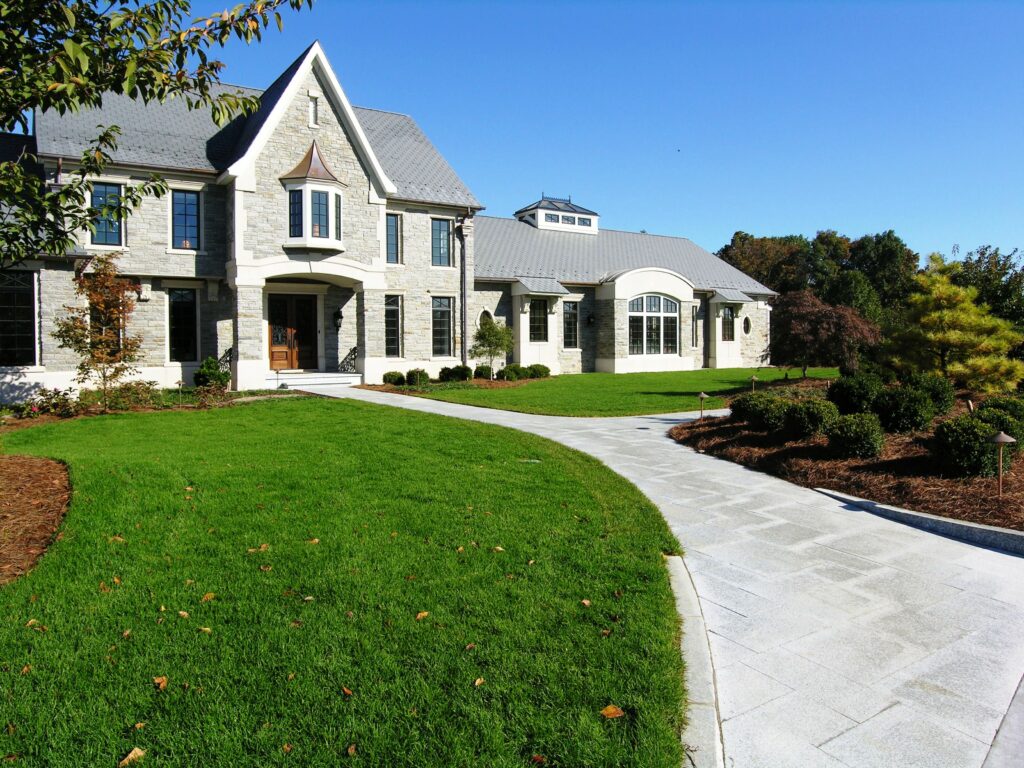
(31, 54, 480, 208)
(514, 196, 598, 216)
(514, 275, 569, 295)
(474, 216, 776, 296)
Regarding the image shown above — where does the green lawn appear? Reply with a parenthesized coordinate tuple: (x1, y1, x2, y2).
(1, 399, 684, 767)
(420, 367, 839, 417)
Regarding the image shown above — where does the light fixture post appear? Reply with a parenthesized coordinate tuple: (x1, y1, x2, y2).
(750, 375, 759, 393)
(698, 391, 709, 421)
(988, 431, 1017, 499)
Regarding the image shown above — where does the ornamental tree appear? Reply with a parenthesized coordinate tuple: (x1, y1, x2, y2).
(770, 290, 881, 377)
(0, 0, 312, 270)
(888, 254, 1024, 392)
(469, 315, 514, 378)
(52, 253, 142, 410)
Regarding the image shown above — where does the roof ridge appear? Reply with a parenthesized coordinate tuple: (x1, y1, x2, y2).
(475, 215, 702, 246)
(353, 105, 413, 119)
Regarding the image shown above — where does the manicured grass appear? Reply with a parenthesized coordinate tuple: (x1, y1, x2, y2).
(0, 399, 684, 767)
(420, 367, 839, 417)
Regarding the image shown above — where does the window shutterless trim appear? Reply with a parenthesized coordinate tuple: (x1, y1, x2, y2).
(529, 298, 548, 342)
(90, 182, 122, 246)
(167, 286, 200, 363)
(384, 294, 402, 358)
(431, 218, 452, 267)
(288, 190, 303, 238)
(386, 213, 402, 264)
(563, 301, 580, 349)
(170, 189, 201, 251)
(431, 296, 454, 356)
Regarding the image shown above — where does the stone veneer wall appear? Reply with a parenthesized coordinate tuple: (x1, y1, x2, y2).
(740, 303, 771, 367)
(558, 287, 597, 374)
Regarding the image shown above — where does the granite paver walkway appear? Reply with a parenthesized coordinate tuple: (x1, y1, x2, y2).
(304, 386, 1024, 768)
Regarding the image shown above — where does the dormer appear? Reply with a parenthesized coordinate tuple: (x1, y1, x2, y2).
(514, 196, 600, 235)
(280, 140, 348, 251)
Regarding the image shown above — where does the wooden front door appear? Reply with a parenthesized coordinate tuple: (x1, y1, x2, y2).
(268, 294, 318, 370)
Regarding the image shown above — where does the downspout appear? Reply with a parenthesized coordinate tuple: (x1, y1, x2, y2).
(458, 210, 470, 366)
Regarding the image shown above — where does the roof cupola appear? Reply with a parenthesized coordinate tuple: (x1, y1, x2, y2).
(514, 195, 599, 235)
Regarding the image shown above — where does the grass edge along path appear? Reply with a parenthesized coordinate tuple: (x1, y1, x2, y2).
(418, 367, 839, 417)
(0, 398, 685, 767)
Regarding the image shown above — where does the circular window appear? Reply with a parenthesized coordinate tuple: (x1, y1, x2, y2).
(477, 310, 494, 328)
(743, 317, 752, 335)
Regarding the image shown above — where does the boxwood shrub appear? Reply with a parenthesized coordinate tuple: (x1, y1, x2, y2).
(978, 395, 1024, 421)
(730, 393, 792, 432)
(526, 363, 551, 379)
(872, 386, 935, 433)
(473, 365, 492, 380)
(405, 368, 430, 386)
(904, 372, 956, 416)
(785, 399, 840, 439)
(438, 364, 472, 383)
(826, 413, 885, 459)
(495, 365, 520, 381)
(729, 392, 773, 424)
(933, 415, 1002, 477)
(975, 408, 1022, 459)
(193, 356, 231, 388)
(382, 371, 405, 386)
(827, 373, 884, 415)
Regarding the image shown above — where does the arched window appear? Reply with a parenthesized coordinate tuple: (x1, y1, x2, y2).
(628, 295, 679, 355)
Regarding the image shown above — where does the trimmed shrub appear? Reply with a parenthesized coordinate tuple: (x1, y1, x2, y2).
(448, 364, 473, 382)
(975, 408, 1023, 459)
(438, 366, 453, 382)
(473, 365, 492, 380)
(382, 371, 405, 386)
(978, 395, 1024, 422)
(826, 413, 885, 459)
(827, 373, 884, 415)
(731, 393, 791, 431)
(495, 366, 519, 381)
(526, 363, 550, 379)
(904, 373, 956, 416)
(405, 368, 430, 386)
(193, 356, 231, 388)
(872, 386, 935, 433)
(729, 392, 774, 424)
(785, 399, 840, 438)
(107, 381, 160, 411)
(933, 415, 1002, 477)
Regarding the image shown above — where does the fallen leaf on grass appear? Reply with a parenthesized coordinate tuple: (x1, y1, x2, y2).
(178, 611, 189, 619)
(346, 744, 356, 757)
(3, 753, 18, 762)
(600, 704, 625, 719)
(464, 643, 476, 651)
(601, 629, 612, 637)
(306, 538, 320, 545)
(456, 545, 465, 553)
(282, 744, 292, 754)
(99, 581, 111, 593)
(153, 676, 168, 691)
(474, 677, 485, 687)
(492, 546, 505, 553)
(341, 686, 353, 696)
(113, 576, 121, 586)
(303, 596, 314, 602)
(198, 627, 212, 634)
(118, 747, 145, 767)
(415, 611, 429, 621)
(201, 592, 215, 603)
(289, 620, 303, 628)
(580, 599, 592, 608)
(259, 565, 273, 572)
(133, 723, 145, 730)
(531, 756, 546, 765)
(527, 559, 535, 566)
(287, 673, 296, 681)
(20, 665, 30, 676)
(109, 535, 126, 544)
(247, 543, 270, 554)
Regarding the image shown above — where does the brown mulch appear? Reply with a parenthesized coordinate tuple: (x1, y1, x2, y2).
(0, 455, 70, 585)
(669, 416, 1024, 531)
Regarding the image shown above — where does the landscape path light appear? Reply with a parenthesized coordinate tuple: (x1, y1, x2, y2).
(750, 375, 759, 392)
(698, 392, 709, 421)
(988, 431, 1017, 499)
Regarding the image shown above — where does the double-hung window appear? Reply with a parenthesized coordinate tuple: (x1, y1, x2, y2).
(384, 295, 402, 357)
(311, 191, 329, 238)
(431, 219, 451, 266)
(529, 299, 548, 342)
(628, 295, 680, 355)
(0, 272, 35, 366)
(288, 190, 303, 237)
(563, 301, 579, 349)
(722, 306, 736, 342)
(171, 190, 200, 250)
(386, 213, 401, 264)
(168, 288, 198, 363)
(91, 182, 122, 246)
(432, 297, 453, 356)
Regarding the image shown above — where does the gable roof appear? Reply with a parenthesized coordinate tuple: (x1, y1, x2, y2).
(474, 216, 776, 296)
(32, 44, 480, 209)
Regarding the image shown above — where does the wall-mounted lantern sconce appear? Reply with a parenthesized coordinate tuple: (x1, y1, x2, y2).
(333, 308, 344, 329)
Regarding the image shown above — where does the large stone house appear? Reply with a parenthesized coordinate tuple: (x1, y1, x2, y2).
(0, 42, 774, 399)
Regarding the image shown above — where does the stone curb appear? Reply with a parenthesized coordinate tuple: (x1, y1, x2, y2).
(665, 554, 725, 768)
(815, 488, 1024, 557)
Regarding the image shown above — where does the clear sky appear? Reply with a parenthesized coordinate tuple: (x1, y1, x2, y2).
(200, 0, 1022, 259)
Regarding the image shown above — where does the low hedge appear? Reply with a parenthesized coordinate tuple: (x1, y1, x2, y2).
(730, 392, 791, 432)
(382, 371, 405, 386)
(872, 386, 935, 433)
(978, 395, 1024, 422)
(785, 399, 839, 439)
(826, 413, 885, 459)
(729, 392, 773, 424)
(827, 373, 884, 415)
(526, 363, 550, 379)
(474, 365, 492, 380)
(405, 368, 430, 386)
(933, 415, 1003, 477)
(904, 373, 956, 416)
(438, 365, 472, 383)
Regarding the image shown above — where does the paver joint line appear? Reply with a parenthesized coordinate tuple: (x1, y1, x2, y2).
(303, 387, 1024, 768)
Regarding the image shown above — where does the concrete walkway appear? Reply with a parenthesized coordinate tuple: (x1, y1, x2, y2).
(304, 387, 1024, 768)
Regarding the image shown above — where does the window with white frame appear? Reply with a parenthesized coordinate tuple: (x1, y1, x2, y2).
(628, 295, 679, 355)
(0, 271, 36, 366)
(284, 184, 344, 248)
(308, 95, 319, 127)
(168, 287, 199, 362)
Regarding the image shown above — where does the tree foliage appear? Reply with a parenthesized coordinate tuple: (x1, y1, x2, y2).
(846, 230, 919, 306)
(0, 0, 312, 269)
(887, 255, 1024, 392)
(820, 269, 883, 325)
(469, 315, 514, 378)
(52, 253, 142, 410)
(949, 245, 1024, 337)
(717, 232, 816, 294)
(770, 290, 881, 377)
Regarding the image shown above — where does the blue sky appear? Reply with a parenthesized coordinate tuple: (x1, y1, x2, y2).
(202, 0, 1022, 258)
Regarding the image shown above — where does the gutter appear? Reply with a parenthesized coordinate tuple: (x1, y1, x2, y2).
(457, 209, 470, 366)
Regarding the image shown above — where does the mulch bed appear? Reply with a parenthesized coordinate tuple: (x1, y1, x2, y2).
(669, 417, 1024, 531)
(0, 455, 70, 585)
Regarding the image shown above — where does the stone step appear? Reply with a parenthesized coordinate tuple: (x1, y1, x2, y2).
(264, 372, 362, 389)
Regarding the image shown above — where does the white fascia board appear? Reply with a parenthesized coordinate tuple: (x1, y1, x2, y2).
(223, 42, 396, 196)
